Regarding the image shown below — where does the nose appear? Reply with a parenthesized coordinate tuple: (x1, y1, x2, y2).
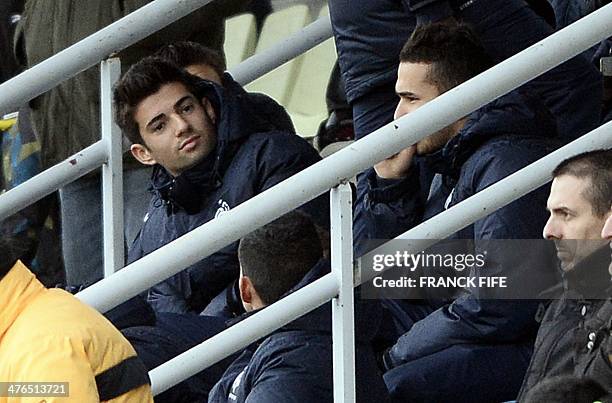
(602, 213, 612, 240)
(542, 216, 560, 240)
(394, 99, 410, 121)
(173, 114, 190, 137)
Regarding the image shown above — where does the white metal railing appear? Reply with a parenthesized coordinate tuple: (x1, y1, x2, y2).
(0, 14, 334, 222)
(0, 2, 609, 400)
(149, 120, 612, 395)
(0, 0, 215, 116)
(76, 4, 612, 313)
(0, 13, 334, 276)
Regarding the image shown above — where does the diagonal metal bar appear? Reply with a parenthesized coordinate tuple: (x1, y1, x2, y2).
(0, 0, 215, 116)
(77, 4, 612, 314)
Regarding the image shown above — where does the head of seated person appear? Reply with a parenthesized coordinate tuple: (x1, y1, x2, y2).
(376, 22, 495, 180)
(237, 210, 323, 312)
(543, 149, 612, 272)
(113, 57, 218, 177)
(155, 41, 225, 84)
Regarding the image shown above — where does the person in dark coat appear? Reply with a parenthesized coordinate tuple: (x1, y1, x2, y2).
(356, 22, 560, 402)
(517, 149, 612, 401)
(209, 211, 389, 403)
(113, 57, 328, 317)
(329, 0, 601, 142)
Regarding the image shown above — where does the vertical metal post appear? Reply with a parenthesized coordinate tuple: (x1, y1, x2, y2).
(101, 57, 124, 277)
(331, 182, 356, 403)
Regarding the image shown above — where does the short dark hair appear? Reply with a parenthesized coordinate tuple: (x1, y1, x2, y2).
(399, 22, 494, 93)
(552, 149, 612, 217)
(238, 211, 323, 305)
(113, 56, 203, 145)
(155, 41, 226, 78)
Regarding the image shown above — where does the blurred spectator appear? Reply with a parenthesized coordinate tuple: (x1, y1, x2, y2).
(329, 0, 601, 142)
(0, 237, 153, 402)
(547, 0, 612, 122)
(0, 106, 64, 287)
(113, 58, 328, 317)
(209, 211, 389, 403)
(360, 22, 558, 402)
(517, 149, 612, 400)
(14, 0, 250, 288)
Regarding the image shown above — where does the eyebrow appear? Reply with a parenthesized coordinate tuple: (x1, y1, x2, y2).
(396, 90, 418, 98)
(547, 206, 573, 215)
(145, 95, 193, 131)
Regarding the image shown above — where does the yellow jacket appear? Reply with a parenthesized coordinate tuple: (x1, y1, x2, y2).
(0, 261, 153, 402)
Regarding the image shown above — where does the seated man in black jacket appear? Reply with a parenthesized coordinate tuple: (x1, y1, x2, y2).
(517, 149, 612, 400)
(113, 57, 328, 316)
(209, 211, 389, 403)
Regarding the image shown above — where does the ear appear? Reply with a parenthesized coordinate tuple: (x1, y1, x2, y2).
(239, 275, 253, 305)
(130, 143, 157, 167)
(201, 97, 217, 125)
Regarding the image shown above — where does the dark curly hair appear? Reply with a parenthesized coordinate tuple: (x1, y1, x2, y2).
(113, 56, 203, 145)
(399, 21, 494, 93)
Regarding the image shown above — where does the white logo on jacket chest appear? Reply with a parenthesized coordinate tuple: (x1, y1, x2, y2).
(215, 199, 231, 218)
(228, 368, 247, 401)
(444, 188, 455, 210)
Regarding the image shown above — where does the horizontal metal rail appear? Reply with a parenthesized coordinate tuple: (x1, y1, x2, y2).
(229, 13, 333, 86)
(0, 141, 107, 221)
(150, 273, 340, 394)
(148, 120, 612, 394)
(0, 0, 215, 116)
(76, 3, 612, 313)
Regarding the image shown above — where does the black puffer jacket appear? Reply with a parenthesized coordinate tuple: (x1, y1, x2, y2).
(518, 246, 612, 401)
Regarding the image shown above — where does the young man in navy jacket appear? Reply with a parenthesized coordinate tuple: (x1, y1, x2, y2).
(209, 211, 389, 403)
(357, 22, 560, 402)
(113, 57, 328, 317)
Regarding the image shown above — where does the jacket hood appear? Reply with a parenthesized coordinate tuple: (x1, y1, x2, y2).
(422, 91, 559, 179)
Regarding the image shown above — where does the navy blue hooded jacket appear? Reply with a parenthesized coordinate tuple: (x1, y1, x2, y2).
(127, 78, 329, 315)
(208, 260, 390, 403)
(355, 90, 561, 369)
(329, 0, 601, 141)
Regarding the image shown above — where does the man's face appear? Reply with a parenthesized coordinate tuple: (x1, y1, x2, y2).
(131, 82, 217, 177)
(185, 63, 222, 85)
(395, 62, 459, 155)
(543, 175, 609, 271)
(602, 207, 612, 275)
